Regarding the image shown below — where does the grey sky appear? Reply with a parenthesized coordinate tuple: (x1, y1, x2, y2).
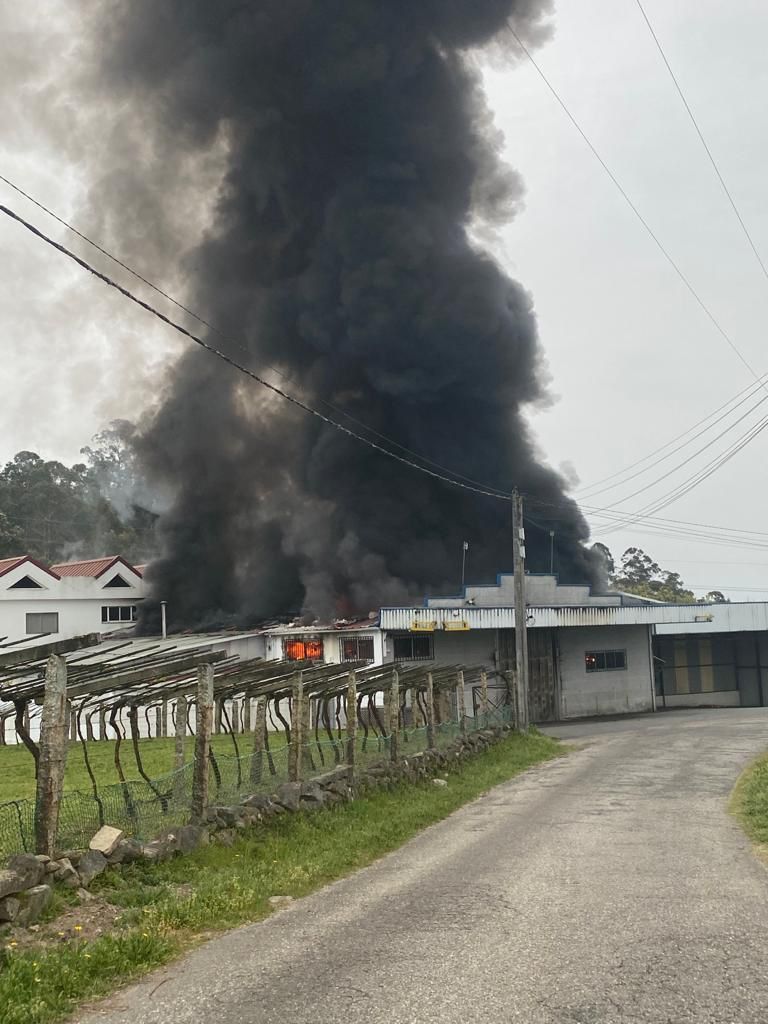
(1, 0, 767, 598)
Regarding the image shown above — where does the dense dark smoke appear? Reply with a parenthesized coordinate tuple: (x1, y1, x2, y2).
(91, 0, 602, 629)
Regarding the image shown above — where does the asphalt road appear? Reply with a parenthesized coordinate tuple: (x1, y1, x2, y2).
(79, 709, 768, 1024)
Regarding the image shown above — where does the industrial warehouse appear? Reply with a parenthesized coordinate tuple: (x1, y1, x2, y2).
(4, 554, 765, 722)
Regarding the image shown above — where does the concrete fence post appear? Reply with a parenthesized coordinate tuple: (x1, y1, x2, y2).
(250, 697, 266, 785)
(456, 669, 467, 736)
(480, 668, 489, 723)
(390, 669, 400, 761)
(289, 673, 305, 782)
(243, 697, 252, 734)
(346, 670, 357, 783)
(425, 671, 436, 750)
(35, 655, 68, 857)
(191, 664, 214, 821)
(155, 705, 162, 739)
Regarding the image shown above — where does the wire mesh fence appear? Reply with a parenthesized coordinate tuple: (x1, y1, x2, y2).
(0, 704, 514, 860)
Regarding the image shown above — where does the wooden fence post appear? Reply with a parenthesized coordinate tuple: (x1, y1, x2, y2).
(243, 697, 252, 734)
(456, 670, 467, 736)
(346, 670, 357, 783)
(215, 697, 223, 735)
(191, 664, 214, 820)
(289, 673, 304, 782)
(250, 697, 266, 785)
(155, 705, 162, 738)
(35, 655, 68, 856)
(425, 671, 436, 750)
(480, 668, 489, 722)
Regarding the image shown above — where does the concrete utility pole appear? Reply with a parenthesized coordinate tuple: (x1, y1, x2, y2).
(512, 489, 530, 729)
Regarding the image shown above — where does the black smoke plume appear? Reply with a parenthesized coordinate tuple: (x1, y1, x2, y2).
(91, 0, 601, 629)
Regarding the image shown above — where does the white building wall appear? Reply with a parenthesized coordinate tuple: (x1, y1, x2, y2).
(0, 562, 146, 643)
(557, 625, 654, 718)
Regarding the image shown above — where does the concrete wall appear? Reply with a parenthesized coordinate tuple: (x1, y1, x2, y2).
(557, 625, 654, 718)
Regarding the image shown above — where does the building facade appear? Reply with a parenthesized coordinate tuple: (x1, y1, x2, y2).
(0, 556, 146, 644)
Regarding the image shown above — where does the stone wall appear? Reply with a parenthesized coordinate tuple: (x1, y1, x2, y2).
(0, 726, 511, 929)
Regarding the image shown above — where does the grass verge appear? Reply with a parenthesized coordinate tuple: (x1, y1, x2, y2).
(731, 751, 768, 855)
(0, 731, 561, 1024)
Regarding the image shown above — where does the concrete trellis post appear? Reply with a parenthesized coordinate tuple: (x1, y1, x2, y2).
(346, 670, 357, 782)
(191, 664, 215, 820)
(289, 673, 305, 782)
(391, 669, 401, 760)
(480, 668, 489, 723)
(250, 697, 266, 785)
(456, 669, 467, 736)
(34, 655, 68, 856)
(425, 671, 436, 750)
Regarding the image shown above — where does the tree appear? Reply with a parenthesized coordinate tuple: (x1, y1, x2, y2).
(704, 590, 729, 604)
(590, 541, 615, 577)
(598, 545, 696, 604)
(0, 423, 158, 564)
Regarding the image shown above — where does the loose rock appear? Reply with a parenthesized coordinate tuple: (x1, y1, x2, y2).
(89, 825, 125, 857)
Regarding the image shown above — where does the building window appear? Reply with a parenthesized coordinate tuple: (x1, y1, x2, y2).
(9, 576, 43, 589)
(103, 574, 131, 588)
(393, 635, 434, 661)
(101, 606, 138, 623)
(585, 650, 627, 673)
(283, 638, 324, 661)
(25, 612, 59, 634)
(340, 636, 375, 663)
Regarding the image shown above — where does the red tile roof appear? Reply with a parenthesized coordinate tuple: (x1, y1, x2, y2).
(0, 557, 25, 578)
(49, 556, 139, 579)
(0, 556, 60, 580)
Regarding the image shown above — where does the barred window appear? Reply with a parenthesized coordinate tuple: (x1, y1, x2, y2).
(340, 636, 375, 663)
(393, 635, 434, 661)
(585, 650, 627, 673)
(284, 638, 324, 661)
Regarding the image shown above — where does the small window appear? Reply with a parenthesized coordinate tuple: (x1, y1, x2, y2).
(393, 635, 434, 661)
(103, 574, 131, 588)
(340, 636, 375, 663)
(102, 606, 138, 623)
(283, 638, 324, 661)
(585, 649, 627, 673)
(25, 612, 59, 634)
(9, 575, 43, 589)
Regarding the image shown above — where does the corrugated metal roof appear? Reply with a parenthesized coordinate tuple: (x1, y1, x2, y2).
(50, 556, 140, 579)
(380, 602, 768, 632)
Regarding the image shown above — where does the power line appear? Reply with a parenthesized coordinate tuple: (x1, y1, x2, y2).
(1, 201, 521, 503)
(506, 23, 767, 393)
(0, 172, 512, 500)
(9, 196, 768, 555)
(584, 391, 768, 508)
(633, 0, 768, 283)
(577, 372, 768, 498)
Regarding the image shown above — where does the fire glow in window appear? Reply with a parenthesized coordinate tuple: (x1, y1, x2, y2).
(283, 638, 324, 661)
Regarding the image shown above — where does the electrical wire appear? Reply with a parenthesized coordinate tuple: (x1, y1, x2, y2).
(8, 197, 768, 556)
(506, 23, 766, 393)
(0, 201, 522, 503)
(582, 391, 768, 508)
(0, 172, 515, 500)
(577, 372, 768, 498)
(633, 0, 768, 283)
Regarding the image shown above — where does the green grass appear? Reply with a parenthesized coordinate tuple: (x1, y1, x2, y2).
(0, 731, 562, 1024)
(731, 751, 768, 848)
(0, 735, 262, 804)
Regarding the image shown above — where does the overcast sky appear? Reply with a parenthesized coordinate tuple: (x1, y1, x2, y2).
(2, 0, 768, 599)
